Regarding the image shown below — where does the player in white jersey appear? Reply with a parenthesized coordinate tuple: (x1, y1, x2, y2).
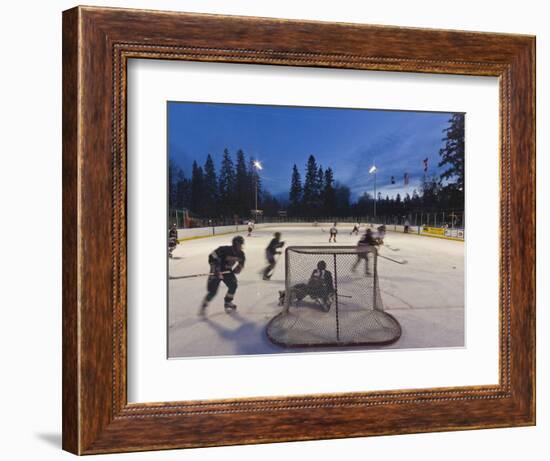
(328, 222, 338, 243)
(247, 220, 255, 237)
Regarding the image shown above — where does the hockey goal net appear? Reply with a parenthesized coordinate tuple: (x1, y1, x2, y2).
(266, 246, 401, 347)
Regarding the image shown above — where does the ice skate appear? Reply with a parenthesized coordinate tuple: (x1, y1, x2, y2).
(224, 301, 237, 313)
(198, 298, 209, 317)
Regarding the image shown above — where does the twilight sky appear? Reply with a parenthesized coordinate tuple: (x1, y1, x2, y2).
(167, 101, 461, 201)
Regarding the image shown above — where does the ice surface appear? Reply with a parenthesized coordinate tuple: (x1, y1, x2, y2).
(168, 225, 464, 358)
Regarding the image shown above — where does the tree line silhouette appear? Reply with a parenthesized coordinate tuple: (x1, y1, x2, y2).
(169, 114, 464, 219)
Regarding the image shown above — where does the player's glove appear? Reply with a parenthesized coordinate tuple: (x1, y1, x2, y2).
(211, 265, 223, 279)
(233, 265, 243, 274)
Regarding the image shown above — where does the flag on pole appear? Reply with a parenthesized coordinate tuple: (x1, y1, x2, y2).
(404, 172, 409, 185)
(423, 158, 429, 172)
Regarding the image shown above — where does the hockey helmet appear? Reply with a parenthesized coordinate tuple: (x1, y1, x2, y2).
(317, 260, 327, 270)
(232, 235, 245, 248)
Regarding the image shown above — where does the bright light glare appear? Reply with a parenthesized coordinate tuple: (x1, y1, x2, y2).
(369, 165, 377, 174)
(254, 161, 263, 170)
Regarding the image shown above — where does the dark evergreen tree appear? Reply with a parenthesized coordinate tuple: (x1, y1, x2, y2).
(261, 191, 281, 216)
(235, 150, 249, 216)
(168, 161, 177, 209)
(438, 114, 465, 211)
(303, 155, 319, 213)
(175, 173, 191, 210)
(323, 167, 337, 215)
(190, 161, 205, 215)
(289, 164, 303, 215)
(316, 165, 324, 201)
(218, 148, 236, 216)
(334, 182, 351, 216)
(354, 191, 371, 216)
(439, 114, 465, 189)
(203, 154, 218, 216)
(421, 175, 442, 211)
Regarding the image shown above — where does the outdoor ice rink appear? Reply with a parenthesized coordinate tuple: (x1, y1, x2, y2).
(168, 225, 464, 358)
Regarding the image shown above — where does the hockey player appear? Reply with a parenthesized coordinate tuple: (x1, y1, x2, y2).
(200, 235, 246, 315)
(281, 260, 335, 311)
(329, 222, 338, 243)
(262, 232, 285, 280)
(247, 220, 255, 237)
(350, 222, 360, 235)
(306, 260, 335, 310)
(168, 223, 178, 258)
(351, 228, 379, 275)
(376, 224, 386, 244)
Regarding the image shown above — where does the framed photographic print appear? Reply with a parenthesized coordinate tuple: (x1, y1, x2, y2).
(62, 5, 535, 454)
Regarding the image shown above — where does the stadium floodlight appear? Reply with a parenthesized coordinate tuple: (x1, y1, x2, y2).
(252, 160, 262, 217)
(369, 164, 377, 218)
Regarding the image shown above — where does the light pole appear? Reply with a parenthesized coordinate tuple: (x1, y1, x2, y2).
(253, 160, 262, 218)
(369, 164, 377, 219)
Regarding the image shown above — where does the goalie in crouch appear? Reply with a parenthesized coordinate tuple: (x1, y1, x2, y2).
(200, 235, 246, 315)
(280, 260, 335, 312)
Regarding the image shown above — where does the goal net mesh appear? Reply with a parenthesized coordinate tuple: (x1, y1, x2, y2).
(266, 246, 401, 347)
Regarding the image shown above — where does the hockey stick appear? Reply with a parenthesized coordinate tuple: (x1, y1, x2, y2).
(169, 270, 231, 280)
(384, 244, 400, 252)
(378, 253, 408, 264)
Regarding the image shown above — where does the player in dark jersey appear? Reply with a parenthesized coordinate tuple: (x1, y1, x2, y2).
(168, 223, 178, 258)
(376, 224, 386, 244)
(351, 228, 379, 275)
(200, 235, 246, 315)
(350, 222, 360, 235)
(284, 260, 335, 311)
(306, 260, 335, 311)
(329, 222, 338, 243)
(262, 232, 285, 280)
